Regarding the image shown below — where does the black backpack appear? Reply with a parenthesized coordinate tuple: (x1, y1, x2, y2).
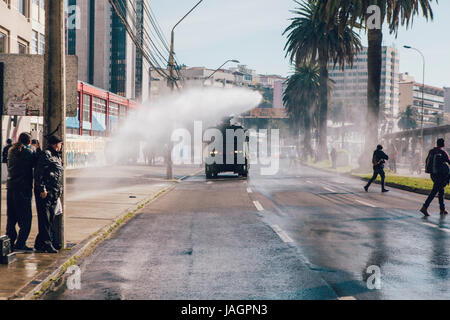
(372, 153, 379, 166)
(425, 150, 449, 174)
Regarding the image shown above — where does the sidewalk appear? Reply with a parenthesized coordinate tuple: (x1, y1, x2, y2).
(0, 164, 201, 299)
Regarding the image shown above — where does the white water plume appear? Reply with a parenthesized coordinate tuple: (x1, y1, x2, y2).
(106, 87, 262, 164)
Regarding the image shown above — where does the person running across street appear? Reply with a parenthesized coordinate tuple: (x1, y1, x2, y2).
(420, 138, 450, 217)
(34, 135, 64, 253)
(6, 133, 36, 252)
(364, 145, 390, 193)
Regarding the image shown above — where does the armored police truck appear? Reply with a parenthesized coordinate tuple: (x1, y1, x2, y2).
(205, 121, 250, 179)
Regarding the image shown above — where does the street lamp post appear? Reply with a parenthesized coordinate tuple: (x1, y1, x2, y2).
(203, 59, 240, 87)
(166, 0, 204, 179)
(404, 45, 425, 161)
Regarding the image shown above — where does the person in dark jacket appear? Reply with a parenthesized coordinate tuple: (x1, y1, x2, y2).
(31, 139, 42, 155)
(420, 138, 450, 217)
(6, 133, 36, 252)
(364, 145, 390, 193)
(2, 138, 12, 164)
(34, 135, 64, 253)
(2, 138, 12, 183)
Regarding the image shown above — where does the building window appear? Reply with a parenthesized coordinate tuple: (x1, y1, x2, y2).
(0, 30, 7, 53)
(31, 30, 38, 54)
(119, 105, 127, 118)
(83, 94, 92, 122)
(93, 97, 106, 114)
(18, 39, 28, 54)
(38, 33, 45, 54)
(19, 0, 28, 17)
(109, 103, 119, 117)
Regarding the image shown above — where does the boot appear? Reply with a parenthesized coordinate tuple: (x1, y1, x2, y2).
(43, 244, 58, 254)
(420, 206, 430, 217)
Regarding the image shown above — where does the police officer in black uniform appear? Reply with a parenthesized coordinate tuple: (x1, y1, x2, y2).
(6, 133, 36, 252)
(364, 145, 390, 193)
(34, 135, 64, 253)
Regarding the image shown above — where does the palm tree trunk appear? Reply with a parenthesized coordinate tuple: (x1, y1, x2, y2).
(303, 112, 312, 161)
(318, 47, 329, 161)
(366, 28, 383, 152)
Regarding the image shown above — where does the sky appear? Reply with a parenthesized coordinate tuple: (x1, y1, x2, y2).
(152, 0, 450, 88)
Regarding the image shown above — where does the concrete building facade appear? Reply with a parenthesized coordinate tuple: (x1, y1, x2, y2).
(444, 87, 450, 124)
(259, 75, 285, 89)
(273, 79, 287, 109)
(399, 73, 445, 127)
(0, 0, 46, 55)
(0, 0, 47, 142)
(181, 66, 237, 88)
(328, 46, 400, 134)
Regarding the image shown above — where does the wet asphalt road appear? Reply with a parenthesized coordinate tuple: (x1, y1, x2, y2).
(51, 162, 450, 300)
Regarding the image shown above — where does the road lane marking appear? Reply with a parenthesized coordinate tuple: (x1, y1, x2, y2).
(271, 225, 293, 243)
(423, 222, 438, 229)
(354, 199, 377, 208)
(253, 201, 264, 211)
(338, 296, 356, 300)
(323, 186, 336, 193)
(206, 181, 213, 185)
(422, 222, 450, 234)
(247, 188, 253, 193)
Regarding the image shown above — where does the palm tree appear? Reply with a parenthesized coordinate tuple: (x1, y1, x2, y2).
(283, 63, 321, 159)
(324, 0, 436, 151)
(283, 0, 362, 160)
(434, 112, 443, 126)
(398, 105, 418, 130)
(330, 100, 348, 148)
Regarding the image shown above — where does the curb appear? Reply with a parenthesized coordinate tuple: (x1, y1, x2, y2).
(11, 171, 200, 300)
(358, 177, 450, 200)
(305, 164, 450, 199)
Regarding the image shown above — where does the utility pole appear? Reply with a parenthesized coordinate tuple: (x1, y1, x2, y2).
(44, 0, 66, 248)
(166, 30, 175, 180)
(166, 0, 204, 180)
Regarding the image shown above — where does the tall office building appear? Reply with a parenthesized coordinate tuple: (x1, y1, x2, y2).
(67, 0, 151, 101)
(328, 46, 400, 134)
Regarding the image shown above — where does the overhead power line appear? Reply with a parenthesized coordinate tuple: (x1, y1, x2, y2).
(108, 0, 185, 84)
